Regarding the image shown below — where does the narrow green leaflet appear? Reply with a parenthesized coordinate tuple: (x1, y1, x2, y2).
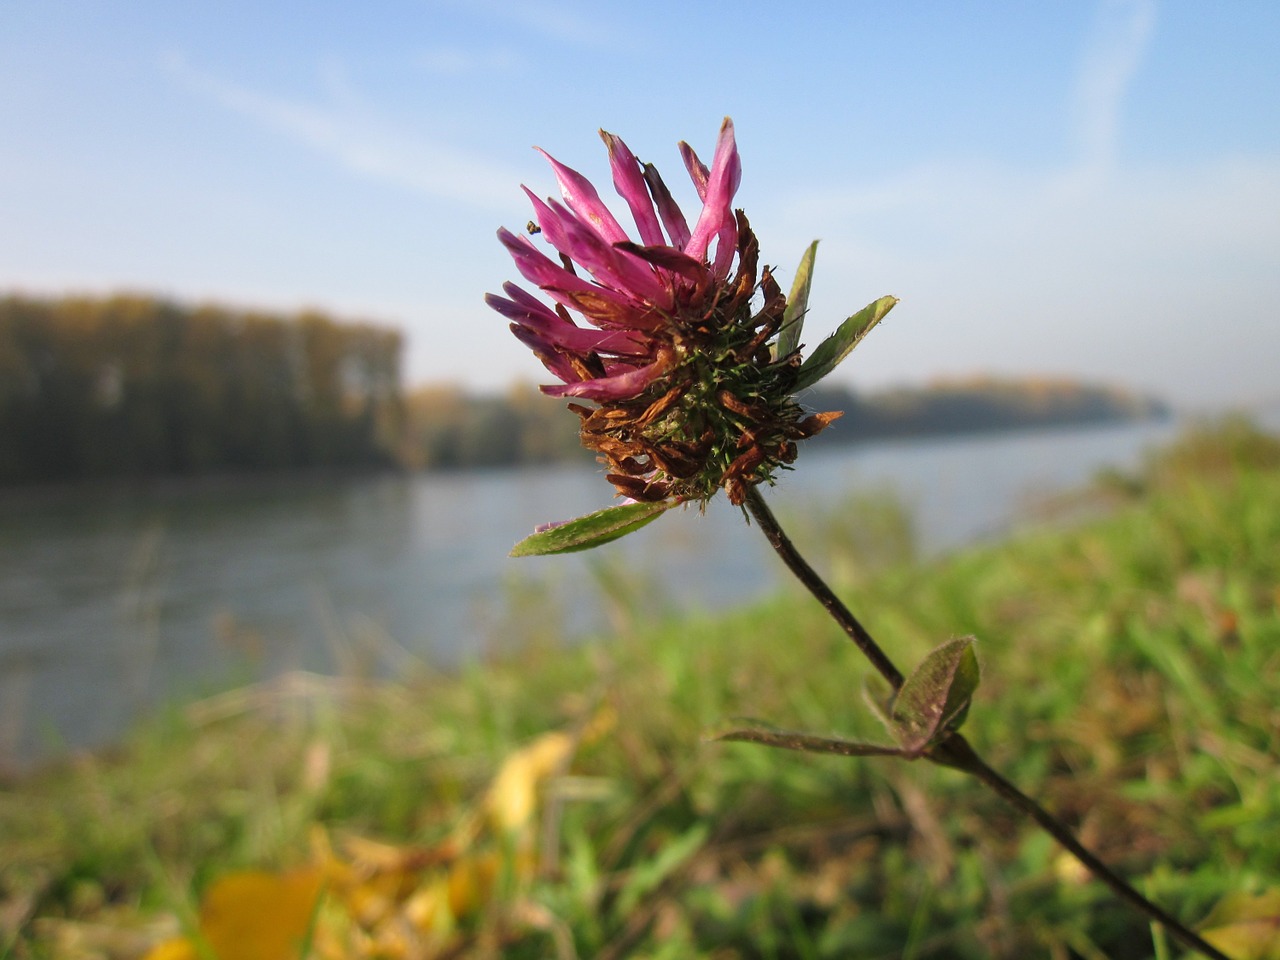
(509, 500, 677, 557)
(889, 636, 980, 753)
(714, 726, 907, 759)
(776, 240, 819, 361)
(794, 295, 898, 391)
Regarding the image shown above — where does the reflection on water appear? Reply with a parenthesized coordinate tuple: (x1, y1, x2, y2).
(0, 419, 1178, 767)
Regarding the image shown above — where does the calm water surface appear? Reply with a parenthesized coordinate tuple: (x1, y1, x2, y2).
(0, 420, 1180, 767)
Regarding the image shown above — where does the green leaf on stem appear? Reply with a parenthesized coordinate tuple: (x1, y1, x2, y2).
(889, 636, 980, 754)
(861, 673, 896, 732)
(776, 240, 819, 361)
(713, 726, 907, 760)
(509, 500, 677, 557)
(794, 295, 898, 391)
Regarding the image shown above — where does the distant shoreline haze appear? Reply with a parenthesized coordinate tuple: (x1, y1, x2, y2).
(804, 377, 1170, 446)
(0, 294, 1168, 485)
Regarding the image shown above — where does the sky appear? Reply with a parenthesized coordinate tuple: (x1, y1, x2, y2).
(2, 1, 1278, 411)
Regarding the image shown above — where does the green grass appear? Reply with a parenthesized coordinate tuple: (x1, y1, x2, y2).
(3, 418, 1279, 959)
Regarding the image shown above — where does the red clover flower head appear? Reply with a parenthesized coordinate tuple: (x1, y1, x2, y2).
(486, 118, 842, 507)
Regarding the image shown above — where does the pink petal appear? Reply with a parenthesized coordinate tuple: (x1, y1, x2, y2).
(613, 241, 708, 284)
(710, 215, 739, 279)
(500, 279, 659, 333)
(540, 359, 666, 401)
(499, 280, 556, 314)
(497, 227, 632, 313)
(535, 147, 629, 244)
(679, 141, 710, 201)
(600, 130, 665, 247)
(550, 286, 665, 331)
(508, 323, 579, 384)
(526, 190, 676, 312)
(487, 290, 650, 356)
(685, 118, 742, 268)
(485, 288, 559, 326)
(641, 162, 692, 250)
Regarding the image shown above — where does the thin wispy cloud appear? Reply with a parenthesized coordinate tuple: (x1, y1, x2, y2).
(773, 147, 1280, 407)
(771, 0, 1227, 278)
(1070, 0, 1157, 177)
(764, 0, 1279, 407)
(163, 52, 523, 212)
(417, 45, 524, 75)
(435, 0, 611, 47)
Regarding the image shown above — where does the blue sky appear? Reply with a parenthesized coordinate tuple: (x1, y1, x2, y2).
(3, 1, 1278, 409)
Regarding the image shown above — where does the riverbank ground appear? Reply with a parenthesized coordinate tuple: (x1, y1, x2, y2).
(3, 419, 1278, 958)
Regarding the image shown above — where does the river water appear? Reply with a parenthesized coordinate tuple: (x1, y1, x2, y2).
(0, 419, 1181, 768)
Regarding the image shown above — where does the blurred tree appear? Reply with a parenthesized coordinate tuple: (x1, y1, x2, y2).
(0, 295, 404, 483)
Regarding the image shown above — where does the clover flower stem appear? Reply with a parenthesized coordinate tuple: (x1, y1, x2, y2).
(934, 734, 1231, 960)
(742, 485, 1232, 960)
(743, 486, 905, 690)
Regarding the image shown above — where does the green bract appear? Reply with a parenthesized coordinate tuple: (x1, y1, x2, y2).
(510, 500, 679, 557)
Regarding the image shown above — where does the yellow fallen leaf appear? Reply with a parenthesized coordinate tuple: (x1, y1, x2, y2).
(145, 716, 599, 960)
(151, 867, 325, 960)
(141, 936, 199, 960)
(1201, 889, 1280, 960)
(402, 874, 454, 937)
(485, 731, 575, 835)
(203, 868, 325, 960)
(446, 850, 502, 918)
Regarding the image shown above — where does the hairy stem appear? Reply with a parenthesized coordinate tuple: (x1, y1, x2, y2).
(743, 487, 904, 690)
(742, 485, 1230, 960)
(933, 734, 1229, 960)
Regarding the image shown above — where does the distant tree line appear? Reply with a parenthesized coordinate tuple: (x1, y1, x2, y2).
(0, 293, 1169, 484)
(804, 376, 1170, 447)
(400, 383, 589, 470)
(0, 295, 402, 484)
